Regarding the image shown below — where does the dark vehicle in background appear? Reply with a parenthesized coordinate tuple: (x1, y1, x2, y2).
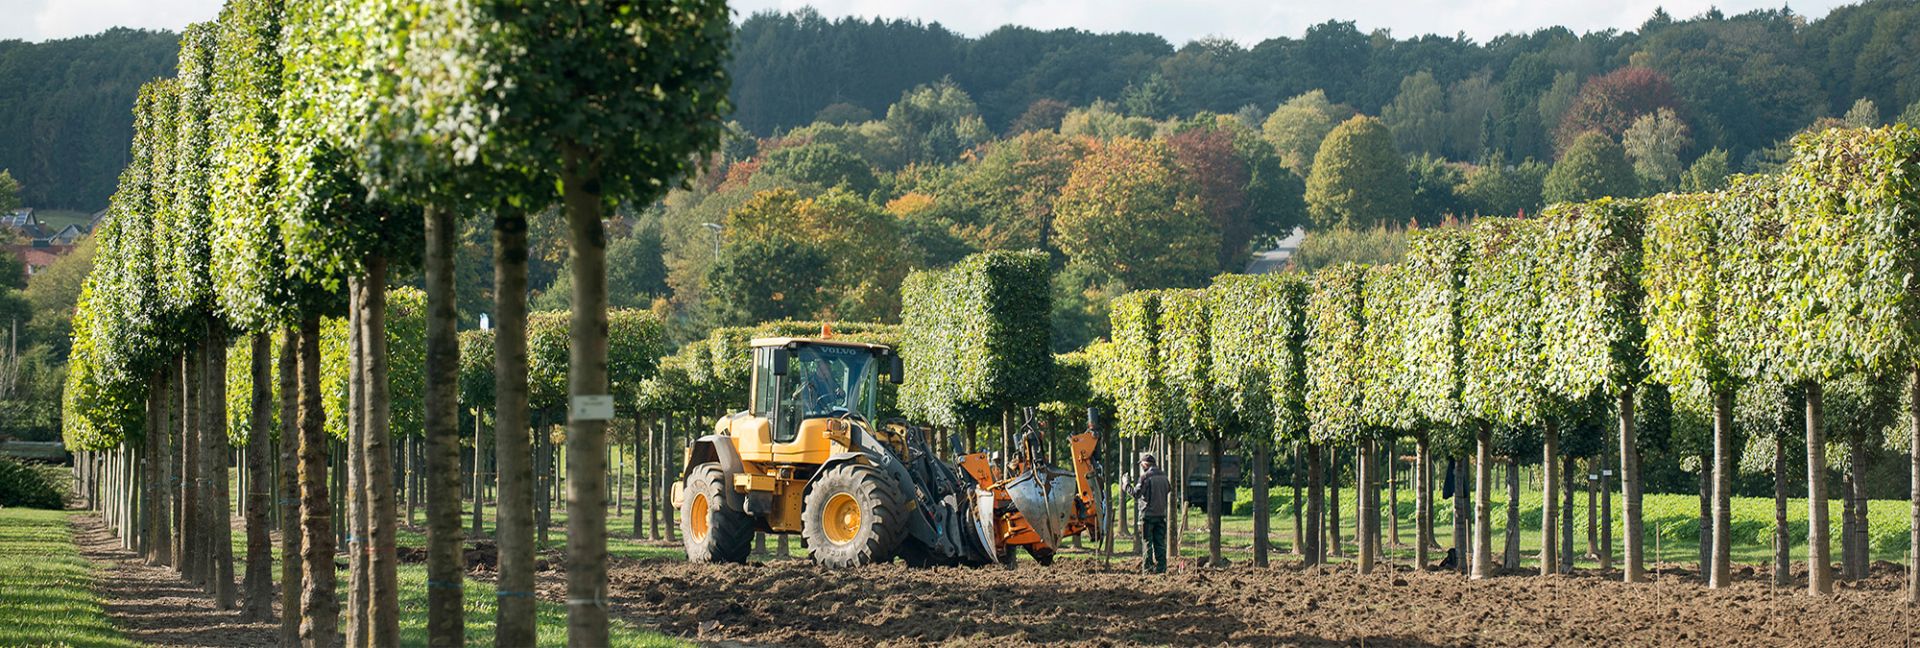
(1184, 453, 1242, 512)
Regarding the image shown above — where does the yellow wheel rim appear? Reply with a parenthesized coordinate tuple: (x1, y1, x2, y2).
(823, 492, 861, 544)
(690, 493, 711, 540)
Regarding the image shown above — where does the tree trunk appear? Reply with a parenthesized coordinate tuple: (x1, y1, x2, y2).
(1471, 424, 1492, 580)
(422, 205, 466, 645)
(1291, 443, 1304, 556)
(1907, 367, 1919, 604)
(631, 417, 645, 538)
(1327, 448, 1342, 557)
(538, 425, 552, 545)
(205, 329, 234, 609)
(1415, 432, 1431, 569)
(1542, 419, 1559, 576)
(1586, 462, 1598, 560)
(1848, 426, 1869, 581)
(494, 208, 536, 648)
(472, 410, 486, 538)
(1207, 433, 1224, 568)
(1618, 386, 1644, 583)
(145, 370, 169, 566)
(1710, 389, 1733, 588)
(242, 332, 274, 620)
(1562, 456, 1575, 574)
(1358, 438, 1376, 574)
(1600, 449, 1612, 572)
(1806, 381, 1832, 595)
(296, 318, 338, 648)
(1452, 456, 1469, 575)
(361, 257, 401, 647)
(1774, 430, 1791, 587)
(646, 416, 659, 540)
(1388, 438, 1401, 547)
(347, 283, 369, 648)
(182, 348, 199, 581)
(1697, 453, 1711, 580)
(561, 157, 612, 647)
(1504, 459, 1520, 570)
(1252, 442, 1270, 567)
(277, 328, 302, 646)
(1841, 472, 1858, 580)
(1306, 442, 1324, 568)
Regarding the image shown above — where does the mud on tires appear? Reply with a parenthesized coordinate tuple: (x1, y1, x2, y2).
(801, 462, 907, 568)
(682, 463, 754, 563)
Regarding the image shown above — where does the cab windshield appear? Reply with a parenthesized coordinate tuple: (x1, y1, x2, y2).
(788, 344, 878, 423)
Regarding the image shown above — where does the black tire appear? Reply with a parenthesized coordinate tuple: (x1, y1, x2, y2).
(802, 462, 907, 568)
(681, 463, 753, 563)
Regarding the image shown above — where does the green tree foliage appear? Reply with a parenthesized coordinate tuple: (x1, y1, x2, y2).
(0, 170, 19, 213)
(1304, 263, 1366, 442)
(1680, 148, 1730, 192)
(1106, 291, 1167, 439)
(1455, 155, 1548, 217)
(1262, 90, 1352, 176)
(1407, 155, 1469, 224)
(0, 29, 179, 209)
(1460, 217, 1544, 428)
(705, 234, 829, 324)
(1208, 273, 1309, 442)
(1288, 226, 1409, 273)
(883, 79, 992, 166)
(717, 187, 904, 320)
(1358, 264, 1418, 432)
(1622, 108, 1693, 193)
(1402, 227, 1468, 427)
(1543, 132, 1637, 204)
(209, 0, 295, 331)
(1383, 72, 1447, 156)
(899, 250, 1053, 428)
(1305, 116, 1412, 230)
(1157, 289, 1216, 438)
(757, 143, 879, 195)
(1053, 137, 1218, 288)
(952, 130, 1088, 252)
(1537, 199, 1646, 403)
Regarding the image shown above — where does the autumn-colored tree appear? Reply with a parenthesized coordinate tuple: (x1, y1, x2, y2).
(954, 131, 1089, 252)
(1555, 67, 1680, 151)
(1053, 137, 1218, 289)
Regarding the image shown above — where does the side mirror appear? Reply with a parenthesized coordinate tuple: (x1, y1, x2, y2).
(888, 354, 904, 385)
(772, 348, 790, 376)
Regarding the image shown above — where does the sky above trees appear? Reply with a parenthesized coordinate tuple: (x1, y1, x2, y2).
(0, 0, 1854, 45)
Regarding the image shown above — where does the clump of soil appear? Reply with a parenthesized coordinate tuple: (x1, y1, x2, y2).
(601, 554, 1918, 647)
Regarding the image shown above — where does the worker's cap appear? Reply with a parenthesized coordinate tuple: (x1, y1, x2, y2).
(1139, 452, 1156, 466)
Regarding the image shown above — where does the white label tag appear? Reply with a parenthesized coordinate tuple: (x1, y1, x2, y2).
(571, 395, 616, 421)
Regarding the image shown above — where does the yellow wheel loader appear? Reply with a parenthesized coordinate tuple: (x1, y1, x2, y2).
(674, 335, 1104, 568)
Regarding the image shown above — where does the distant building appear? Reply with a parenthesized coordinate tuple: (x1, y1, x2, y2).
(7, 243, 72, 278)
(0, 208, 45, 239)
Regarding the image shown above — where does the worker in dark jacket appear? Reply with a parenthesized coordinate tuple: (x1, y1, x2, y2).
(1128, 452, 1171, 573)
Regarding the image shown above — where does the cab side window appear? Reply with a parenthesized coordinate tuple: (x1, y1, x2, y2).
(752, 348, 777, 416)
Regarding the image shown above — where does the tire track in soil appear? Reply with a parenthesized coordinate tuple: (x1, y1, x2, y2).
(72, 514, 277, 648)
(593, 553, 1920, 647)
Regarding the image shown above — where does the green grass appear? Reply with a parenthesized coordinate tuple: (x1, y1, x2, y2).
(1085, 478, 1914, 569)
(0, 508, 136, 648)
(30, 209, 93, 231)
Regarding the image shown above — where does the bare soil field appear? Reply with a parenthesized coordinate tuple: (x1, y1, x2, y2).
(587, 553, 1918, 647)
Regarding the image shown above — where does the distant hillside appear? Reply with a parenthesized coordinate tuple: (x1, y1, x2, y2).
(0, 28, 179, 211)
(8, 2, 1920, 211)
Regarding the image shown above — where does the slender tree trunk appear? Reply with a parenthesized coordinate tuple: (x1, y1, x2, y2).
(494, 209, 536, 648)
(1252, 442, 1270, 567)
(242, 333, 274, 620)
(472, 410, 486, 538)
(296, 317, 338, 648)
(538, 426, 552, 545)
(1600, 451, 1612, 571)
(1562, 456, 1575, 574)
(182, 349, 200, 581)
(1543, 419, 1559, 576)
(1357, 438, 1376, 574)
(1415, 432, 1431, 569)
(1710, 389, 1734, 588)
(1328, 448, 1342, 557)
(1388, 438, 1401, 547)
(205, 330, 234, 609)
(1806, 381, 1832, 595)
(1504, 459, 1520, 570)
(1471, 424, 1492, 580)
(1698, 453, 1711, 580)
(1452, 456, 1469, 575)
(423, 206, 465, 645)
(646, 416, 659, 540)
(1907, 367, 1919, 604)
(347, 284, 369, 648)
(1618, 386, 1644, 583)
(1291, 443, 1304, 556)
(561, 158, 612, 648)
(362, 257, 400, 647)
(1306, 442, 1324, 568)
(631, 417, 645, 538)
(1586, 463, 1598, 560)
(146, 370, 168, 566)
(1848, 427, 1869, 581)
(1774, 430, 1791, 587)
(278, 328, 302, 647)
(1207, 433, 1224, 568)
(405, 436, 416, 526)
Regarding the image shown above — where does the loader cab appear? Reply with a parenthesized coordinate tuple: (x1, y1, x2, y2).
(746, 338, 902, 459)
